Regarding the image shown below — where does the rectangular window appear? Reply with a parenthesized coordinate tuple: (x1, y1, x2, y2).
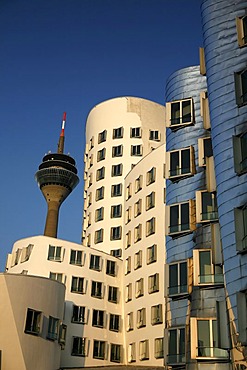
(134, 224, 142, 243)
(94, 228, 104, 244)
(98, 130, 107, 143)
(97, 148, 106, 162)
(110, 248, 122, 257)
(198, 137, 213, 167)
(93, 340, 106, 360)
(72, 305, 86, 324)
(95, 207, 104, 222)
(196, 191, 218, 223)
(137, 308, 146, 328)
(126, 183, 132, 200)
(146, 217, 155, 236)
(89, 136, 94, 149)
(234, 206, 247, 252)
(106, 260, 116, 276)
(91, 281, 103, 298)
(111, 183, 122, 197)
(24, 308, 42, 335)
(154, 338, 164, 358)
(126, 283, 132, 302)
(166, 98, 194, 128)
(96, 166, 105, 181)
(112, 164, 122, 176)
(169, 261, 188, 296)
(146, 191, 155, 210)
(151, 304, 163, 325)
(49, 272, 63, 283)
(87, 192, 92, 206)
(48, 245, 62, 262)
(110, 344, 121, 363)
(89, 155, 93, 168)
(70, 250, 83, 266)
(168, 327, 186, 364)
(96, 186, 104, 201)
(194, 250, 224, 285)
(147, 244, 157, 264)
(135, 175, 143, 193)
(112, 144, 123, 157)
(109, 314, 120, 332)
(166, 146, 195, 179)
(139, 340, 149, 360)
(196, 319, 228, 358)
(110, 226, 122, 240)
(236, 291, 247, 343)
(236, 14, 247, 47)
(89, 254, 101, 271)
(20, 244, 33, 263)
(59, 324, 66, 348)
(92, 310, 104, 328)
(148, 273, 159, 293)
(131, 144, 142, 156)
(113, 127, 123, 139)
(233, 132, 247, 175)
(135, 278, 144, 298)
(235, 69, 247, 106)
(146, 167, 156, 185)
(126, 312, 133, 331)
(108, 286, 118, 303)
(125, 206, 131, 224)
(71, 337, 87, 356)
(71, 277, 85, 294)
(111, 204, 122, 218)
(47, 316, 59, 341)
(125, 256, 131, 275)
(134, 199, 142, 217)
(134, 250, 142, 270)
(130, 127, 141, 138)
(128, 342, 136, 362)
(126, 230, 131, 248)
(167, 200, 195, 236)
(149, 130, 160, 141)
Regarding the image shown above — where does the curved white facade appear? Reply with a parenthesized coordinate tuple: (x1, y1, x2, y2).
(83, 97, 165, 254)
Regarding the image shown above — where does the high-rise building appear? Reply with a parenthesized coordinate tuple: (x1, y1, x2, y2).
(0, 1, 246, 369)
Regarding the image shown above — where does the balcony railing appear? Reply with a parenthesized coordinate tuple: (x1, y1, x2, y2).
(168, 284, 188, 296)
(167, 353, 186, 364)
(169, 223, 190, 234)
(199, 273, 224, 284)
(197, 346, 228, 358)
(201, 211, 218, 221)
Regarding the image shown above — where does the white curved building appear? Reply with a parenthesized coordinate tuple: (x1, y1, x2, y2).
(82, 97, 166, 255)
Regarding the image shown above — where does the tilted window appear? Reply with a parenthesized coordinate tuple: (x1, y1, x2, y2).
(147, 244, 157, 264)
(193, 249, 224, 285)
(137, 308, 146, 328)
(234, 205, 247, 252)
(98, 130, 107, 143)
(166, 146, 195, 179)
(169, 261, 188, 296)
(113, 127, 123, 139)
(198, 137, 213, 167)
(166, 200, 196, 236)
(71, 337, 87, 357)
(168, 327, 186, 364)
(47, 316, 59, 341)
(130, 127, 141, 138)
(112, 144, 123, 157)
(96, 166, 105, 181)
(94, 228, 104, 244)
(166, 98, 194, 129)
(146, 167, 156, 185)
(24, 308, 42, 335)
(233, 132, 247, 175)
(148, 273, 159, 293)
(97, 148, 106, 162)
(111, 183, 122, 197)
(236, 14, 247, 47)
(235, 68, 247, 106)
(146, 191, 155, 210)
(154, 338, 164, 358)
(112, 164, 122, 177)
(95, 207, 104, 222)
(110, 226, 122, 240)
(135, 278, 144, 297)
(96, 186, 104, 201)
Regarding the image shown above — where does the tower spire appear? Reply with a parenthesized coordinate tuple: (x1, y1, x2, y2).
(57, 112, 66, 154)
(35, 113, 79, 238)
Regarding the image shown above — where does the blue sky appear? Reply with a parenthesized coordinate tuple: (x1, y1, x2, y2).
(0, 0, 202, 271)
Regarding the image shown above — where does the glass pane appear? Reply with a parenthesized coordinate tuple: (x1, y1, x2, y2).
(181, 203, 189, 230)
(170, 151, 180, 176)
(240, 133, 247, 172)
(212, 320, 218, 348)
(180, 262, 187, 291)
(179, 328, 185, 356)
(181, 149, 190, 174)
(243, 16, 247, 42)
(197, 320, 210, 356)
(169, 264, 178, 294)
(169, 330, 177, 355)
(241, 70, 247, 103)
(204, 138, 213, 158)
(182, 100, 191, 123)
(199, 251, 212, 283)
(171, 102, 180, 125)
(170, 205, 179, 232)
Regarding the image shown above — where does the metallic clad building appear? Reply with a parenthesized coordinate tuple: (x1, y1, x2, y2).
(201, 0, 247, 367)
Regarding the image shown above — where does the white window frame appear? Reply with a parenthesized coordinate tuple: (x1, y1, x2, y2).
(131, 144, 142, 156)
(48, 245, 63, 262)
(130, 127, 142, 138)
(147, 244, 157, 264)
(112, 144, 123, 157)
(166, 146, 195, 179)
(166, 200, 196, 236)
(166, 98, 194, 129)
(137, 308, 146, 328)
(149, 130, 160, 141)
(151, 304, 163, 325)
(70, 250, 83, 266)
(139, 340, 149, 360)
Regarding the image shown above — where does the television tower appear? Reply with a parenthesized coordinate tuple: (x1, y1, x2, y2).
(35, 113, 79, 238)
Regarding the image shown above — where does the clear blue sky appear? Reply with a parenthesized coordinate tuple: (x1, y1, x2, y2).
(0, 0, 202, 271)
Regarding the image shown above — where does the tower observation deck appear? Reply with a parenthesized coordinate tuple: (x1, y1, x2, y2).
(35, 113, 79, 238)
